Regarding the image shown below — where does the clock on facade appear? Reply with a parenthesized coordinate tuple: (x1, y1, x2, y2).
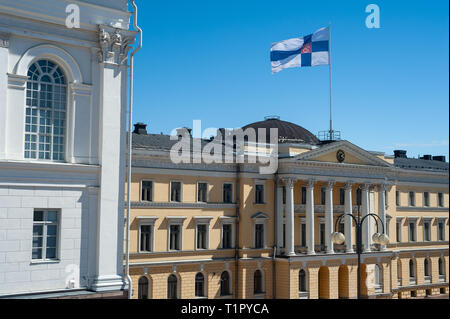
(337, 150, 345, 163)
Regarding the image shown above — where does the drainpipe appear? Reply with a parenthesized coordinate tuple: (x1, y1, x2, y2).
(273, 174, 278, 299)
(125, 0, 142, 300)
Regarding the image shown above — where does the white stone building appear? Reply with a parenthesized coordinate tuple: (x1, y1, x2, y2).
(0, 0, 137, 298)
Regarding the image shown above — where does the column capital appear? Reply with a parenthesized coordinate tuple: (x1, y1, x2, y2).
(344, 181, 354, 190)
(361, 183, 371, 191)
(326, 180, 335, 190)
(378, 183, 392, 192)
(282, 177, 296, 188)
(97, 25, 136, 66)
(307, 179, 315, 189)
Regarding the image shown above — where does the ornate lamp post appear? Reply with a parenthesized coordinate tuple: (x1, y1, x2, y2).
(330, 187, 389, 299)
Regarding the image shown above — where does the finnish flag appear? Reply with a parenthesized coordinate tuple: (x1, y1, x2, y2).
(270, 26, 330, 74)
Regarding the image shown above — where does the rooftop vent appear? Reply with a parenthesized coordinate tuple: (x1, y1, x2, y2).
(420, 155, 433, 160)
(133, 122, 147, 135)
(432, 155, 446, 162)
(394, 150, 407, 158)
(264, 115, 280, 121)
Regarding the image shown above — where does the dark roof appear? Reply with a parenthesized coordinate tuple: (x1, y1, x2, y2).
(131, 133, 222, 151)
(394, 157, 449, 172)
(242, 118, 320, 145)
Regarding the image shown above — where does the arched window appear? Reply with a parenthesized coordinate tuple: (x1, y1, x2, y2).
(374, 264, 383, 293)
(25, 60, 67, 161)
(254, 270, 264, 294)
(299, 269, 307, 292)
(409, 259, 416, 283)
(195, 272, 205, 297)
(138, 276, 149, 299)
(167, 274, 178, 299)
(220, 271, 231, 296)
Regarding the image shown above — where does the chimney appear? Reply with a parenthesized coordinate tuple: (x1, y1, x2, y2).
(133, 122, 147, 135)
(176, 127, 192, 137)
(432, 155, 446, 162)
(393, 150, 407, 158)
(420, 155, 432, 160)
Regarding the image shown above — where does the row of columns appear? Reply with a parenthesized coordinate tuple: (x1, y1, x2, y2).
(276, 178, 388, 256)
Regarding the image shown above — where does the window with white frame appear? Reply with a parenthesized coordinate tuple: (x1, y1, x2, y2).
(409, 192, 415, 207)
(196, 224, 208, 249)
(167, 274, 178, 299)
(423, 219, 431, 242)
(396, 219, 402, 242)
(409, 259, 416, 284)
(438, 257, 445, 280)
(299, 269, 307, 292)
(195, 272, 206, 298)
(423, 192, 430, 207)
(254, 222, 265, 249)
(424, 259, 431, 282)
(139, 224, 153, 252)
(222, 223, 233, 249)
(223, 183, 233, 203)
(25, 60, 67, 161)
(220, 271, 231, 296)
(141, 180, 153, 202)
(255, 183, 265, 204)
(438, 193, 444, 207)
(138, 276, 149, 299)
(374, 264, 383, 293)
(197, 182, 208, 203)
(438, 220, 445, 241)
(32, 210, 59, 261)
(170, 181, 182, 202)
(167, 217, 185, 251)
(408, 219, 417, 242)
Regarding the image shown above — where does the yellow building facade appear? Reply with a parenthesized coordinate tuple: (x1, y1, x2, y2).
(125, 119, 449, 299)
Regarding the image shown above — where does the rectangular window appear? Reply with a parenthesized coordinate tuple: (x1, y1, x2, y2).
(438, 222, 445, 241)
(32, 210, 59, 260)
(423, 192, 430, 207)
(386, 219, 390, 237)
(170, 182, 182, 202)
(301, 223, 306, 247)
(196, 224, 208, 249)
(282, 186, 286, 205)
(320, 223, 325, 246)
(141, 181, 153, 202)
(438, 193, 444, 207)
(396, 221, 401, 242)
(396, 191, 400, 206)
(282, 223, 286, 248)
(301, 187, 306, 205)
(356, 188, 362, 205)
(409, 192, 415, 207)
(320, 187, 326, 205)
(169, 224, 181, 250)
(223, 183, 233, 203)
(409, 222, 416, 242)
(339, 188, 345, 205)
(197, 182, 208, 203)
(338, 222, 345, 235)
(255, 184, 265, 204)
(140, 225, 152, 252)
(423, 221, 431, 242)
(222, 224, 232, 249)
(255, 223, 264, 248)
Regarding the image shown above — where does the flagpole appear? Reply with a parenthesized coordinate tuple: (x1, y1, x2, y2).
(328, 22, 333, 141)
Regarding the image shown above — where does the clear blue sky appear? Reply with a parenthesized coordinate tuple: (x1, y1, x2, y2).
(131, 0, 449, 159)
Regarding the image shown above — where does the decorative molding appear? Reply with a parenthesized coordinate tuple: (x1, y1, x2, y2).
(395, 206, 449, 212)
(98, 25, 136, 65)
(129, 201, 237, 209)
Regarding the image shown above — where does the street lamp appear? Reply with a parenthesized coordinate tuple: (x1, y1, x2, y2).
(330, 187, 389, 299)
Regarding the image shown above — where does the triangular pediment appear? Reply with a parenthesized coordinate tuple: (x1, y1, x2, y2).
(293, 140, 391, 167)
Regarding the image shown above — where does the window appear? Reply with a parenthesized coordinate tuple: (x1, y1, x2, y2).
(140, 224, 153, 252)
(438, 221, 445, 241)
(301, 223, 306, 247)
(195, 273, 205, 297)
(197, 182, 208, 203)
(25, 60, 67, 161)
(282, 223, 286, 248)
(223, 183, 233, 203)
(141, 181, 153, 202)
(282, 186, 286, 205)
(169, 224, 181, 251)
(438, 257, 445, 280)
(338, 221, 345, 236)
(409, 221, 417, 242)
(386, 218, 391, 237)
(222, 224, 232, 249)
(138, 276, 149, 299)
(409, 192, 415, 207)
(301, 187, 306, 205)
(220, 271, 231, 296)
(356, 188, 362, 205)
(438, 193, 444, 207)
(167, 275, 178, 299)
(32, 210, 59, 260)
(374, 265, 382, 293)
(423, 192, 430, 207)
(423, 221, 431, 242)
(299, 269, 307, 292)
(396, 221, 401, 242)
(254, 270, 264, 294)
(409, 259, 416, 283)
(196, 224, 208, 250)
(320, 187, 326, 205)
(424, 259, 431, 282)
(339, 188, 345, 205)
(255, 223, 265, 249)
(396, 191, 400, 206)
(255, 184, 265, 204)
(170, 181, 182, 202)
(319, 223, 325, 247)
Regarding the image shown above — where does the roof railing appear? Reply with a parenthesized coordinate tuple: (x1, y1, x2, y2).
(317, 130, 341, 142)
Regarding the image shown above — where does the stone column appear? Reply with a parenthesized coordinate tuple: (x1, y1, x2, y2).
(361, 184, 371, 252)
(378, 184, 387, 251)
(325, 181, 335, 254)
(276, 180, 284, 251)
(344, 182, 354, 253)
(285, 178, 296, 256)
(0, 33, 9, 159)
(306, 179, 315, 255)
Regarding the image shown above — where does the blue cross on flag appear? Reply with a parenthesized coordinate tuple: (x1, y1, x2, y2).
(270, 26, 330, 74)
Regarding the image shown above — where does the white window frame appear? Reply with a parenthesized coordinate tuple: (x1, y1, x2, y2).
(194, 217, 212, 250)
(374, 264, 383, 293)
(423, 192, 430, 207)
(137, 216, 157, 253)
(170, 181, 183, 203)
(196, 181, 209, 203)
(140, 180, 154, 202)
(222, 182, 235, 204)
(437, 192, 444, 207)
(166, 216, 186, 251)
(409, 259, 416, 285)
(422, 217, 433, 242)
(167, 273, 180, 299)
(254, 180, 266, 205)
(408, 191, 415, 207)
(437, 217, 447, 241)
(396, 217, 404, 243)
(408, 217, 418, 242)
(424, 258, 431, 283)
(253, 220, 266, 249)
(32, 210, 60, 262)
(219, 216, 236, 249)
(298, 268, 309, 294)
(194, 271, 208, 299)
